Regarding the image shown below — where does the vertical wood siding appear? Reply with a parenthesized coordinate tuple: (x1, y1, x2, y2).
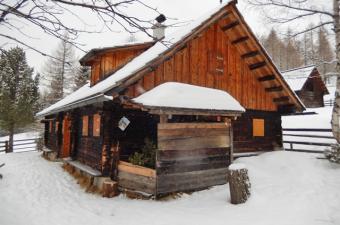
(124, 21, 277, 112)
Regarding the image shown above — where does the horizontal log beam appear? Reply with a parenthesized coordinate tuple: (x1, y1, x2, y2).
(249, 61, 267, 70)
(273, 96, 289, 103)
(221, 21, 240, 31)
(265, 86, 283, 92)
(231, 36, 249, 44)
(241, 50, 260, 59)
(258, 75, 275, 82)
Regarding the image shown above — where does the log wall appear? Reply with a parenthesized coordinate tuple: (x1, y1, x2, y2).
(232, 110, 282, 153)
(46, 115, 62, 153)
(156, 122, 230, 195)
(75, 107, 103, 171)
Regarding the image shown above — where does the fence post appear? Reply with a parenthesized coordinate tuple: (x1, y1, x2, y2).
(5, 141, 9, 153)
(290, 143, 293, 150)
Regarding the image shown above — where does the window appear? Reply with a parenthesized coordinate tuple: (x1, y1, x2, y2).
(82, 116, 89, 136)
(253, 118, 264, 137)
(49, 121, 53, 133)
(55, 121, 59, 133)
(93, 114, 101, 137)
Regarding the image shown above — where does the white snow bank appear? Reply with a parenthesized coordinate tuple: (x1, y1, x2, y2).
(132, 82, 245, 112)
(228, 163, 247, 170)
(1, 151, 340, 225)
(282, 107, 332, 129)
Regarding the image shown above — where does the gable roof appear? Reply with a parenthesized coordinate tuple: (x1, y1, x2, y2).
(79, 41, 155, 66)
(282, 65, 315, 91)
(282, 65, 329, 94)
(132, 82, 245, 115)
(37, 0, 304, 117)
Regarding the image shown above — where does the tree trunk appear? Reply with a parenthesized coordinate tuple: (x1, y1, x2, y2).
(332, 0, 340, 143)
(228, 164, 251, 204)
(8, 125, 14, 153)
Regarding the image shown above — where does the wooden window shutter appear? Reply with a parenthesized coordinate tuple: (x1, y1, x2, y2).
(253, 119, 264, 137)
(82, 116, 89, 136)
(93, 114, 101, 137)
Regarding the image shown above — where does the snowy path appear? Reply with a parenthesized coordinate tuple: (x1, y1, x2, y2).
(0, 151, 340, 225)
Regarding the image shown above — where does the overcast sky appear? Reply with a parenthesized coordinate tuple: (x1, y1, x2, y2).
(0, 0, 333, 73)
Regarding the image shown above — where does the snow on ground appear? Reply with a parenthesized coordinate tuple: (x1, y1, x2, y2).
(0, 132, 40, 152)
(1, 151, 340, 225)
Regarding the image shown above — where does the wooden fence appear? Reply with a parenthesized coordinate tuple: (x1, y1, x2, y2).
(324, 99, 334, 107)
(283, 128, 335, 153)
(0, 138, 41, 153)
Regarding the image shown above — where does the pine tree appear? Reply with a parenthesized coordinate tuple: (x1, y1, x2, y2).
(284, 28, 303, 70)
(42, 33, 77, 106)
(73, 65, 90, 90)
(0, 47, 40, 152)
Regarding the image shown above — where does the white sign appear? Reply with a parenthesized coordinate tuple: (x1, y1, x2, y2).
(118, 117, 130, 131)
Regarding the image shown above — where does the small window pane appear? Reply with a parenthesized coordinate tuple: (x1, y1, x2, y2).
(82, 116, 89, 136)
(93, 114, 101, 137)
(253, 119, 264, 137)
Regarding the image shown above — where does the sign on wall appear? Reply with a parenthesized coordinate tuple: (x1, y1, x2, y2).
(118, 117, 130, 131)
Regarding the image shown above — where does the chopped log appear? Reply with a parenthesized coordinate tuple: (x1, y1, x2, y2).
(102, 180, 119, 198)
(228, 163, 251, 204)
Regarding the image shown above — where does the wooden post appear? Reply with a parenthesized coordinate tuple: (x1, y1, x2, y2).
(159, 114, 168, 123)
(228, 163, 251, 204)
(5, 141, 9, 153)
(102, 180, 119, 198)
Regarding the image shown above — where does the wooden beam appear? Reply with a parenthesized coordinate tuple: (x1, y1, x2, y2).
(249, 61, 266, 70)
(265, 86, 283, 92)
(241, 50, 260, 59)
(258, 75, 275, 82)
(231, 36, 249, 44)
(273, 96, 290, 103)
(221, 21, 240, 31)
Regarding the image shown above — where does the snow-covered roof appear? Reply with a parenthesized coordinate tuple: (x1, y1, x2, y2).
(281, 65, 315, 91)
(37, 1, 235, 117)
(132, 82, 245, 114)
(37, 0, 304, 117)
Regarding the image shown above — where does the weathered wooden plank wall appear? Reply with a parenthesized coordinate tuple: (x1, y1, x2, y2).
(232, 110, 282, 153)
(117, 161, 156, 195)
(124, 20, 277, 112)
(156, 122, 230, 195)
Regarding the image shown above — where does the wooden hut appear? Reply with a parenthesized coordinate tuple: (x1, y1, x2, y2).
(282, 65, 329, 108)
(37, 0, 304, 197)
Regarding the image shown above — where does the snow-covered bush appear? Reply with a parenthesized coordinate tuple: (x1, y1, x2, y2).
(325, 144, 340, 163)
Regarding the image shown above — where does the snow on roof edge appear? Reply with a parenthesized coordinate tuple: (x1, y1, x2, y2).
(132, 82, 245, 113)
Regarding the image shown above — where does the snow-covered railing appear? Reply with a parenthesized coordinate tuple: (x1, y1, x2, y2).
(0, 138, 41, 153)
(283, 128, 335, 153)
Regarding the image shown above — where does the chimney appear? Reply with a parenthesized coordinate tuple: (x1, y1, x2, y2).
(152, 14, 166, 40)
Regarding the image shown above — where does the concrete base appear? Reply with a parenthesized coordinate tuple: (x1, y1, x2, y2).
(42, 148, 58, 161)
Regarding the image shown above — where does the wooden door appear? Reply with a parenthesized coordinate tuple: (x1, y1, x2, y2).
(61, 115, 71, 158)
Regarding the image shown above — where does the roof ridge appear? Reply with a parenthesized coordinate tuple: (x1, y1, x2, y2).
(281, 64, 316, 73)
